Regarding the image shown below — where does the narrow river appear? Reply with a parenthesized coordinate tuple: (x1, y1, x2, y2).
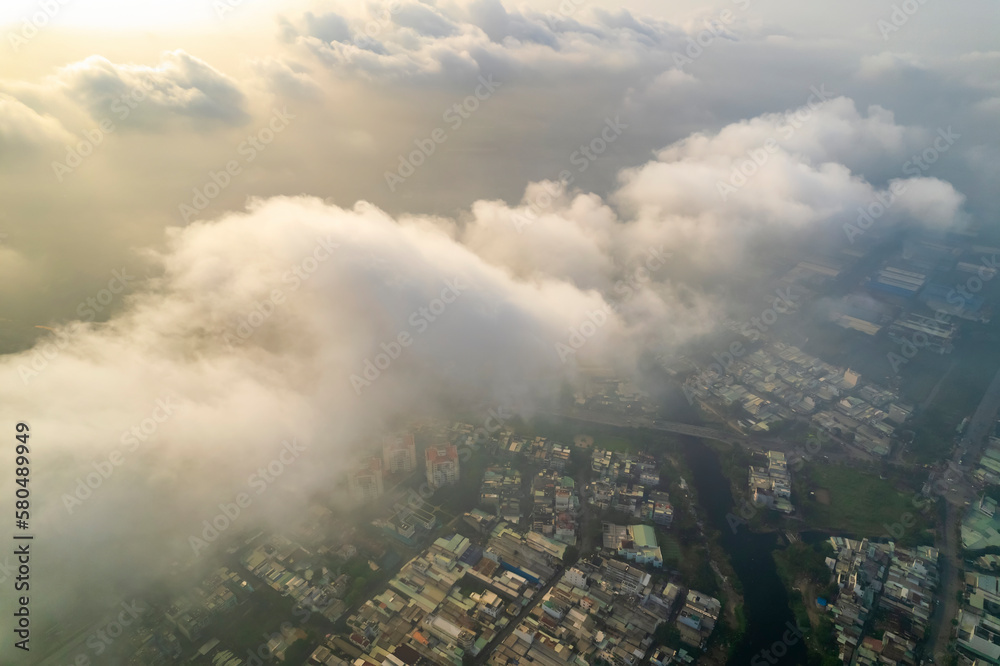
(681, 436, 807, 664)
(660, 382, 807, 664)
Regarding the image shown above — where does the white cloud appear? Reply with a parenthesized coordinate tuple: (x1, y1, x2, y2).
(0, 0, 995, 649)
(251, 56, 324, 100)
(284, 0, 686, 82)
(56, 50, 249, 127)
(0, 92, 73, 148)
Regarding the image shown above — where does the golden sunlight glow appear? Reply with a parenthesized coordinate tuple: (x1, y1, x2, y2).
(0, 0, 283, 30)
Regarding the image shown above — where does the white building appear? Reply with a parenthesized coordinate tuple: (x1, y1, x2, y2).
(563, 567, 589, 589)
(383, 433, 417, 474)
(425, 445, 460, 489)
(350, 457, 384, 502)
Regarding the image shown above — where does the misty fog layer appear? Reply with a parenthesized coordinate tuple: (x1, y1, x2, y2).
(0, 0, 996, 655)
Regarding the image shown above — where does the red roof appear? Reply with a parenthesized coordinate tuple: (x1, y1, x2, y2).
(426, 445, 458, 463)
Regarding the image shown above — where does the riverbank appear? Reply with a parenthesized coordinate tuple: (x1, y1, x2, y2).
(680, 437, 808, 663)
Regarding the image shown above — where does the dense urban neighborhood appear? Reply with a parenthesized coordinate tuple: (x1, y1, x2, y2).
(6, 2, 1000, 664)
(32, 221, 1000, 666)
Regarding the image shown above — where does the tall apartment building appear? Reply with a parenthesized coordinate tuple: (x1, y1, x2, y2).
(382, 433, 417, 474)
(425, 445, 460, 489)
(601, 558, 651, 595)
(350, 457, 384, 502)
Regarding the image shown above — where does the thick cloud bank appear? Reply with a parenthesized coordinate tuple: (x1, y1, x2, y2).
(0, 88, 975, 640)
(0, 0, 993, 653)
(0, 193, 716, 640)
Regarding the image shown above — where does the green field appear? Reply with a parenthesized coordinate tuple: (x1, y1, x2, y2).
(516, 417, 638, 452)
(513, 416, 686, 457)
(796, 463, 933, 544)
(658, 531, 683, 567)
(594, 435, 637, 452)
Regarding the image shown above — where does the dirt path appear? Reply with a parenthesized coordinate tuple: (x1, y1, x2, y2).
(795, 577, 823, 628)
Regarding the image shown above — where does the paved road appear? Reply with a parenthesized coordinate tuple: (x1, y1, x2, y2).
(576, 466, 594, 557)
(547, 408, 905, 471)
(545, 410, 766, 449)
(926, 363, 1000, 660)
(471, 568, 563, 665)
(545, 408, 856, 460)
(928, 501, 959, 662)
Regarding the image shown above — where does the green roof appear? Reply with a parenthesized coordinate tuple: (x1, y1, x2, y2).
(631, 525, 657, 548)
(435, 534, 469, 553)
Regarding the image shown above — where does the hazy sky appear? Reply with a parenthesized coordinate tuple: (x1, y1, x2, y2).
(1, 0, 997, 654)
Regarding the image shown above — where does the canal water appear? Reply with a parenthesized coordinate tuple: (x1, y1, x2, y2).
(681, 436, 808, 664)
(658, 381, 808, 664)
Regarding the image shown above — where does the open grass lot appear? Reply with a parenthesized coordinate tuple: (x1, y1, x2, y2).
(519, 417, 637, 452)
(594, 435, 638, 452)
(796, 463, 932, 544)
(658, 531, 683, 567)
(517, 416, 684, 455)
